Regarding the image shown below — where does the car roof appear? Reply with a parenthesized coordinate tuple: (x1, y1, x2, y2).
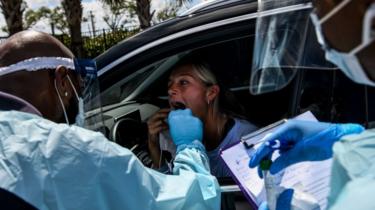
(95, 0, 257, 70)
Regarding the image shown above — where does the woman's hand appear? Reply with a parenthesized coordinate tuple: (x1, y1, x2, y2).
(147, 108, 170, 168)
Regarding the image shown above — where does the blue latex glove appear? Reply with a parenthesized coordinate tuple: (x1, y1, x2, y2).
(249, 119, 364, 175)
(168, 109, 203, 147)
(258, 189, 294, 210)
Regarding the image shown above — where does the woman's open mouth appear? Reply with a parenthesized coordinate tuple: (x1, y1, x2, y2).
(171, 101, 186, 110)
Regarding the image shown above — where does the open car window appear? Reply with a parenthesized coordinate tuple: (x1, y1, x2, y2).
(100, 61, 162, 106)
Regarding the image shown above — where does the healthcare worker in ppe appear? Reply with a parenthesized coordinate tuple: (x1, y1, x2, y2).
(0, 30, 220, 210)
(249, 0, 375, 209)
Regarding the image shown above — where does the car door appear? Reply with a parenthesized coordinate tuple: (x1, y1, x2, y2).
(94, 2, 354, 210)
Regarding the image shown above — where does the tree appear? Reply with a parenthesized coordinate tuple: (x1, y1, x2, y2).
(22, 6, 69, 35)
(102, 2, 136, 31)
(61, 0, 85, 57)
(134, 0, 154, 29)
(155, 1, 179, 23)
(23, 9, 41, 29)
(0, 0, 26, 35)
(100, 0, 154, 30)
(49, 7, 69, 35)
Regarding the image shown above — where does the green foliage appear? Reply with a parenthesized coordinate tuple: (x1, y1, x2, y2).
(55, 28, 140, 58)
(23, 6, 68, 34)
(100, 0, 152, 29)
(24, 9, 40, 28)
(155, 2, 179, 23)
(102, 1, 136, 30)
(84, 29, 140, 58)
(49, 6, 69, 34)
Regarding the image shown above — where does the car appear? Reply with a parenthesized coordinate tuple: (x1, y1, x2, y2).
(93, 0, 375, 209)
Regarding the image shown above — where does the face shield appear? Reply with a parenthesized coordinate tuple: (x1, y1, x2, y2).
(0, 57, 104, 131)
(73, 59, 104, 131)
(250, 0, 337, 95)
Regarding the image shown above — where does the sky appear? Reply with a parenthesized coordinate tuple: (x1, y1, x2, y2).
(0, 0, 169, 36)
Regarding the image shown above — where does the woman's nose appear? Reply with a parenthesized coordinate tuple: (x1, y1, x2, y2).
(168, 87, 177, 96)
(168, 82, 179, 96)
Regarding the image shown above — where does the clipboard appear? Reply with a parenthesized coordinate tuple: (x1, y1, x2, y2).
(220, 111, 332, 209)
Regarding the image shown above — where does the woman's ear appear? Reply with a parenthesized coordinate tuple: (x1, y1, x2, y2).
(206, 84, 220, 103)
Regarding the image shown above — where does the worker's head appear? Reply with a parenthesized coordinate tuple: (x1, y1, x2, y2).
(311, 0, 375, 85)
(0, 30, 84, 125)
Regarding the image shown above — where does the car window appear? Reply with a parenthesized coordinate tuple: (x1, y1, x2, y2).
(298, 67, 375, 128)
(100, 62, 162, 106)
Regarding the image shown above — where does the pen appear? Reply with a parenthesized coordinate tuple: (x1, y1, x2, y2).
(265, 139, 294, 150)
(242, 138, 295, 151)
(241, 119, 288, 149)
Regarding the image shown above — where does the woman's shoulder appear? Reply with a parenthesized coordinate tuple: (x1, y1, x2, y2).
(232, 117, 258, 132)
(222, 117, 257, 142)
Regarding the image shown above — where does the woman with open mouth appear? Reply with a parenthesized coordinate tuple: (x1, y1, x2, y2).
(147, 55, 257, 177)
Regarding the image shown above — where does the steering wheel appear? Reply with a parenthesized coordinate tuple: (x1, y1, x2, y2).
(110, 118, 153, 167)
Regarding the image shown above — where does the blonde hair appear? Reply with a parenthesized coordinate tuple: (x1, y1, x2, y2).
(190, 62, 220, 116)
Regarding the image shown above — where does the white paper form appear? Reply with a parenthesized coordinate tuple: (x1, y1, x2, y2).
(220, 111, 332, 209)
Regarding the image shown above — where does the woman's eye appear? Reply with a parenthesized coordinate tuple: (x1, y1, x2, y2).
(179, 80, 189, 85)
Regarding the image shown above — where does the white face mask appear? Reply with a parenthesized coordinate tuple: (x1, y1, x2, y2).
(54, 75, 85, 127)
(310, 1, 375, 86)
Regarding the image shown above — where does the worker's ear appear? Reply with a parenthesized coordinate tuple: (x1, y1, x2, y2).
(206, 84, 220, 103)
(54, 66, 71, 101)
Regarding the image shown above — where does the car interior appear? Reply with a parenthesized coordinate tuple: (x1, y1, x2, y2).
(97, 33, 375, 209)
(96, 9, 375, 209)
(106, 36, 375, 129)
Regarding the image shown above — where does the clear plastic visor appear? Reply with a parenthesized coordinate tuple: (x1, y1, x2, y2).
(74, 59, 105, 132)
(250, 0, 337, 95)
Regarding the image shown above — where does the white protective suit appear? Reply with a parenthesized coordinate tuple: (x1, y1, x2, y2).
(0, 110, 220, 210)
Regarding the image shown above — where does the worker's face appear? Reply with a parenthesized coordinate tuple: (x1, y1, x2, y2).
(168, 64, 211, 120)
(312, 0, 375, 80)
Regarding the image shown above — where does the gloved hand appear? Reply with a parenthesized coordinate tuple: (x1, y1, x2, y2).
(258, 189, 294, 210)
(249, 119, 364, 175)
(168, 109, 203, 147)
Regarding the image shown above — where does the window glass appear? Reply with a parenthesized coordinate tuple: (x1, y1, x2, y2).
(101, 62, 162, 106)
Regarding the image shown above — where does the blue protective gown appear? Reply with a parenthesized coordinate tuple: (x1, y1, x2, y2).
(327, 129, 375, 210)
(0, 110, 221, 210)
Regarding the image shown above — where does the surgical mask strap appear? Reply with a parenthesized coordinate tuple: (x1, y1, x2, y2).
(319, 0, 351, 24)
(54, 75, 80, 125)
(317, 0, 375, 55)
(351, 3, 375, 55)
(67, 75, 85, 127)
(54, 79, 70, 125)
(66, 75, 80, 100)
